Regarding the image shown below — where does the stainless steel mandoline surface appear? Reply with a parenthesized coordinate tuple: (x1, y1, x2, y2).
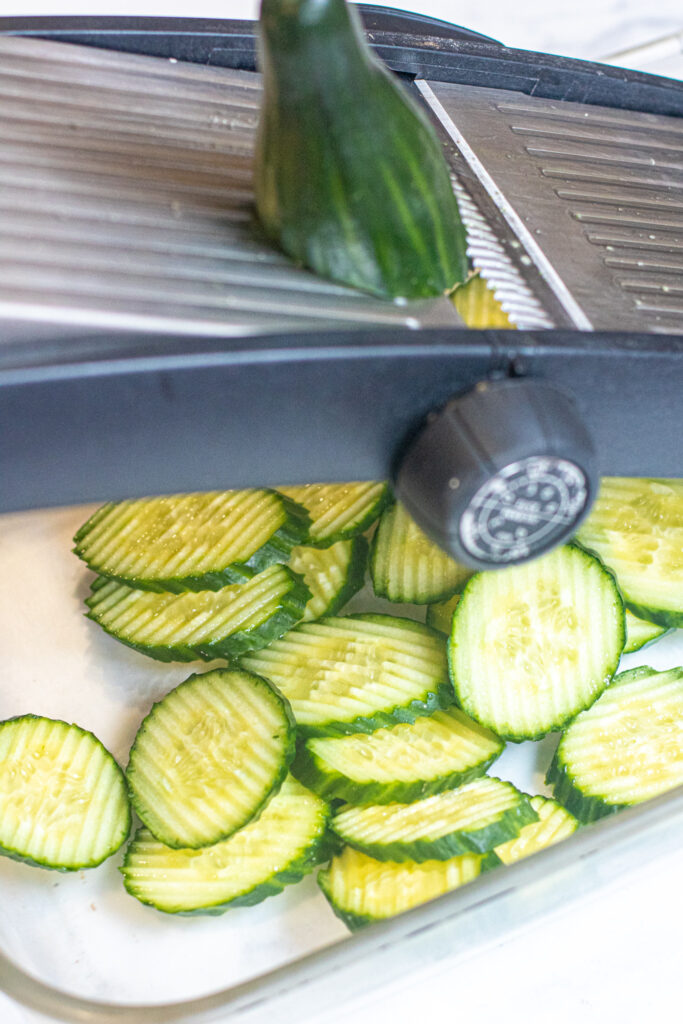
(2, 34, 682, 340)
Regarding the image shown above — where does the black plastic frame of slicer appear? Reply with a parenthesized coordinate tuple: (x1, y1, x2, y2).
(1, 7, 682, 514)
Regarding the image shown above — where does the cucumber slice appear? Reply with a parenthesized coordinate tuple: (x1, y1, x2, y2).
(126, 669, 295, 849)
(241, 614, 453, 737)
(623, 609, 670, 654)
(292, 706, 503, 805)
(86, 564, 310, 663)
(74, 489, 310, 592)
(494, 795, 579, 865)
(278, 482, 390, 546)
(370, 502, 472, 604)
(576, 477, 683, 628)
(449, 545, 625, 741)
(0, 716, 130, 871)
(451, 272, 515, 329)
(289, 537, 368, 622)
(121, 776, 330, 915)
(547, 665, 683, 822)
(426, 593, 461, 634)
(319, 845, 499, 930)
(330, 777, 537, 861)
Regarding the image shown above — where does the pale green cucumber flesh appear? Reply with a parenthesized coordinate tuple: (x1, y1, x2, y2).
(278, 483, 390, 546)
(241, 613, 453, 737)
(547, 665, 683, 822)
(291, 706, 503, 805)
(494, 795, 579, 865)
(449, 545, 625, 741)
(330, 777, 537, 861)
(126, 669, 295, 849)
(74, 489, 310, 592)
(370, 502, 472, 604)
(426, 593, 461, 634)
(576, 477, 683, 628)
(0, 716, 130, 871)
(86, 565, 310, 662)
(121, 776, 330, 914)
(318, 845, 498, 930)
(289, 536, 368, 622)
(623, 609, 670, 654)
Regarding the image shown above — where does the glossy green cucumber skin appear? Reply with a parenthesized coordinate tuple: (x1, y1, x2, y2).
(310, 536, 369, 618)
(302, 486, 392, 548)
(544, 758, 624, 824)
(622, 600, 683, 631)
(74, 492, 311, 593)
(291, 739, 499, 806)
(331, 790, 538, 862)
(255, 0, 467, 299)
(86, 568, 311, 663)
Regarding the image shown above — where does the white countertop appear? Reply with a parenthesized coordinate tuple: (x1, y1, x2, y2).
(0, 3, 682, 1023)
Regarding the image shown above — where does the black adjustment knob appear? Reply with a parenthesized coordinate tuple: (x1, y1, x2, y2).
(394, 378, 598, 570)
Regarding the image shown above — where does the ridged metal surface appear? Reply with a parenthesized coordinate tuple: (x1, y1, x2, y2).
(0, 35, 460, 341)
(423, 81, 683, 333)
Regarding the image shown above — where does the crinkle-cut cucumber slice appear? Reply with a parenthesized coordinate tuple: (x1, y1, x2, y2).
(86, 564, 310, 663)
(547, 665, 683, 822)
(318, 845, 499, 930)
(74, 489, 310, 592)
(449, 545, 625, 741)
(451, 272, 515, 329)
(241, 614, 453, 737)
(494, 795, 579, 865)
(576, 477, 683, 628)
(623, 609, 670, 654)
(121, 776, 330, 915)
(126, 669, 295, 849)
(426, 593, 461, 634)
(370, 502, 472, 604)
(292, 706, 503, 805)
(278, 482, 390, 546)
(330, 777, 537, 861)
(289, 536, 368, 622)
(0, 716, 130, 870)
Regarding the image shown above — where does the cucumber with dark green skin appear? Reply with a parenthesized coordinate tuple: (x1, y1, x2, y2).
(0, 715, 130, 871)
(290, 536, 368, 622)
(74, 489, 311, 593)
(279, 483, 391, 547)
(255, 0, 468, 299)
(121, 777, 331, 915)
(126, 669, 296, 849)
(241, 613, 454, 738)
(318, 846, 501, 931)
(547, 665, 683, 823)
(330, 777, 538, 862)
(291, 706, 503, 805)
(623, 609, 670, 654)
(86, 564, 311, 663)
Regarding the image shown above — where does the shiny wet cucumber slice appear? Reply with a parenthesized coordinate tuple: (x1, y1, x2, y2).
(289, 536, 368, 622)
(623, 609, 670, 654)
(0, 716, 130, 870)
(449, 545, 625, 741)
(494, 795, 579, 865)
(370, 502, 472, 604)
(576, 477, 683, 628)
(74, 489, 310, 592)
(241, 614, 452, 737)
(547, 665, 683, 822)
(122, 776, 330, 915)
(277, 482, 390, 546)
(330, 776, 537, 862)
(126, 669, 295, 849)
(319, 845, 499, 931)
(292, 706, 503, 805)
(86, 564, 310, 663)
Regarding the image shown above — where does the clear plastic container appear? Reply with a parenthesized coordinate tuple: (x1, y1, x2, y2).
(1, 503, 683, 1023)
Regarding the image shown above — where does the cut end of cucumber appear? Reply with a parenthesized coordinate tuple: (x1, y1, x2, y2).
(0, 716, 130, 871)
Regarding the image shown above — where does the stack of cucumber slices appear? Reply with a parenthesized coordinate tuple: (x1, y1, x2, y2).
(2, 478, 682, 933)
